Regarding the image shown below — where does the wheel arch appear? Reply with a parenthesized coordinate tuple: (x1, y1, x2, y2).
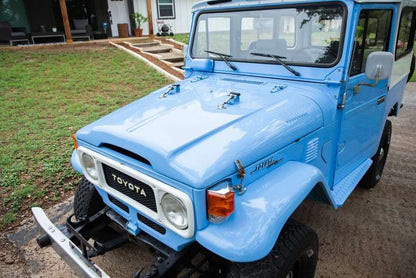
(388, 102, 400, 117)
(196, 161, 332, 262)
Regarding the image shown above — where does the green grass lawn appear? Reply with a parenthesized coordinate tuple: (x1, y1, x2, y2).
(0, 46, 169, 226)
(173, 33, 190, 44)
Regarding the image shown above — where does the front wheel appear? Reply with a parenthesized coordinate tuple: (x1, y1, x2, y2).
(226, 219, 318, 278)
(73, 177, 105, 220)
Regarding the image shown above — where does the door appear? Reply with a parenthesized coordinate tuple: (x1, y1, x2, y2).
(107, 0, 130, 37)
(336, 8, 393, 181)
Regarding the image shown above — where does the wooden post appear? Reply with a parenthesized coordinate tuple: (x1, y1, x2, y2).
(59, 0, 73, 43)
(146, 0, 154, 38)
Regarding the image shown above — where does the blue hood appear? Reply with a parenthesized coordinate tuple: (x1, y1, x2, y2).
(77, 75, 324, 188)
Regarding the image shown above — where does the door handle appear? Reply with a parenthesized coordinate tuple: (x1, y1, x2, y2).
(377, 96, 385, 105)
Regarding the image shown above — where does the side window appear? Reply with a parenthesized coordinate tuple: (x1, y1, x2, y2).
(311, 18, 342, 47)
(207, 17, 230, 54)
(241, 17, 274, 51)
(396, 8, 416, 59)
(278, 16, 295, 47)
(192, 17, 231, 56)
(350, 10, 392, 76)
(193, 20, 207, 56)
(157, 0, 175, 19)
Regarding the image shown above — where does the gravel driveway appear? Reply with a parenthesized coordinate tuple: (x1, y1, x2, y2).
(2, 84, 415, 278)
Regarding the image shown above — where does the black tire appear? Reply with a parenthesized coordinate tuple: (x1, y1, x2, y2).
(74, 177, 105, 220)
(407, 54, 415, 83)
(226, 219, 318, 278)
(360, 120, 392, 189)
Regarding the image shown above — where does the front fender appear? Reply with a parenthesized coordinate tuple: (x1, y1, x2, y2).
(71, 150, 83, 174)
(196, 161, 327, 262)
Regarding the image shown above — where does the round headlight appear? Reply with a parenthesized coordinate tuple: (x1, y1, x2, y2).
(81, 153, 98, 180)
(161, 194, 188, 230)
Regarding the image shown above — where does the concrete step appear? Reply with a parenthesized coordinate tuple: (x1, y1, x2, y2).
(142, 45, 172, 54)
(160, 53, 184, 62)
(133, 41, 160, 48)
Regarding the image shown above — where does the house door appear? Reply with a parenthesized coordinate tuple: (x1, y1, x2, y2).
(107, 0, 130, 37)
(336, 8, 393, 181)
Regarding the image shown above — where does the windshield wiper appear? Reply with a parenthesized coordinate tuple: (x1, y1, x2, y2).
(204, 50, 237, 71)
(250, 52, 300, 76)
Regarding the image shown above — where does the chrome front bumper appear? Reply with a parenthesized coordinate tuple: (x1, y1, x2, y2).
(31, 207, 110, 278)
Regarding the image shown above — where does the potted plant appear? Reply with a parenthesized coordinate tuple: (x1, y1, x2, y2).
(131, 13, 148, 37)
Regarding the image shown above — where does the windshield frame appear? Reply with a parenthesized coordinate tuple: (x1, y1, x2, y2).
(189, 1, 348, 68)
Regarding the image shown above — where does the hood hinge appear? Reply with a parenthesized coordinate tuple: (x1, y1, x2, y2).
(337, 91, 347, 109)
(234, 160, 247, 194)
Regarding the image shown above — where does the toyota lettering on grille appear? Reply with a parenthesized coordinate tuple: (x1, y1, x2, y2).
(112, 174, 147, 197)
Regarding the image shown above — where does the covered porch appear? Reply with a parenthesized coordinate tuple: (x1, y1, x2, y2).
(0, 0, 155, 45)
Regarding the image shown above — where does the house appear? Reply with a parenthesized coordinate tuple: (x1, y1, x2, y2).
(0, 0, 198, 42)
(135, 0, 199, 35)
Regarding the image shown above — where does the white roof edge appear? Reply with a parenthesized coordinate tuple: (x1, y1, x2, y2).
(193, 0, 416, 11)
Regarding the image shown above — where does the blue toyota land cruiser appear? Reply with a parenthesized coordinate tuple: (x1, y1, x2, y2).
(32, 0, 416, 277)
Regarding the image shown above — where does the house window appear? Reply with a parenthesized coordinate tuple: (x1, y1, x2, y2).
(396, 8, 416, 59)
(157, 0, 175, 19)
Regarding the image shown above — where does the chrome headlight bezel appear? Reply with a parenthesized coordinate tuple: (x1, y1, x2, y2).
(161, 193, 188, 230)
(81, 152, 99, 181)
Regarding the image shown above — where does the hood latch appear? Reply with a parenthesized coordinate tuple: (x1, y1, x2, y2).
(217, 92, 240, 110)
(270, 84, 287, 93)
(160, 84, 180, 99)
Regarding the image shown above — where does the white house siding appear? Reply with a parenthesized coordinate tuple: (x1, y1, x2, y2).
(133, 0, 199, 35)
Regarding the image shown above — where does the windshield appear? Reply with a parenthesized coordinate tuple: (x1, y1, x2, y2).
(191, 4, 344, 66)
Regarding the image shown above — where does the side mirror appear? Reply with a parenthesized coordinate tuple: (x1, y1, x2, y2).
(354, 51, 394, 94)
(365, 51, 394, 80)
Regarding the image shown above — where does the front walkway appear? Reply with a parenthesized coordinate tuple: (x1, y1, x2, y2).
(111, 38, 186, 81)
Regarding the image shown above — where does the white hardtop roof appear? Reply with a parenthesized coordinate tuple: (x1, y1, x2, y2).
(193, 0, 416, 11)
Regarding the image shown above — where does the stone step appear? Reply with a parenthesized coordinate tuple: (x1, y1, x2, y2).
(160, 53, 184, 62)
(133, 41, 160, 48)
(142, 45, 172, 54)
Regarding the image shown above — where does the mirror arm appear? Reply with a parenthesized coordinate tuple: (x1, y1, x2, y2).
(353, 65, 381, 94)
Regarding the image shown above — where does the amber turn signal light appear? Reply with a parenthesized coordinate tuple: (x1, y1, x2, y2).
(207, 190, 235, 218)
(72, 134, 78, 149)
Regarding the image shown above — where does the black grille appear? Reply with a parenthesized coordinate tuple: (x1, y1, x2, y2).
(108, 195, 129, 212)
(102, 164, 157, 212)
(137, 213, 166, 234)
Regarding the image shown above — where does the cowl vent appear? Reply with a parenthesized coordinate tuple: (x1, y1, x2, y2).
(101, 143, 151, 166)
(221, 78, 264, 85)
